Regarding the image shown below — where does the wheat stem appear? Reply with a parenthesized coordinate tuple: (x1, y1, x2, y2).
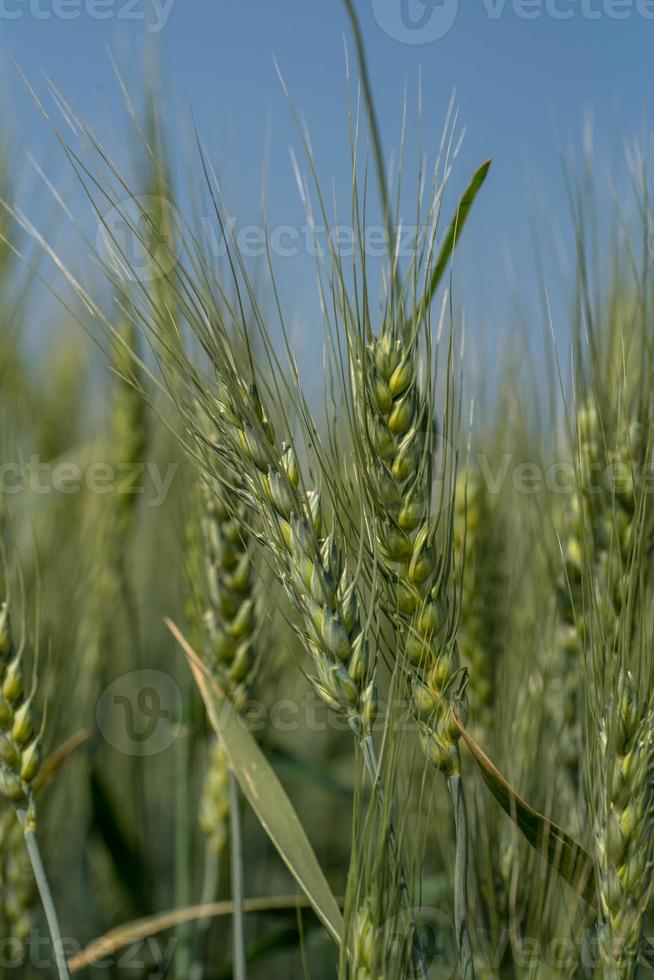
(448, 769, 475, 980)
(188, 850, 222, 980)
(359, 733, 428, 980)
(229, 770, 247, 980)
(17, 809, 70, 980)
(174, 723, 193, 978)
(199, 849, 222, 927)
(341, 0, 393, 251)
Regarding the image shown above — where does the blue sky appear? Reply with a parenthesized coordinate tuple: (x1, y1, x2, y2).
(2, 1, 653, 368)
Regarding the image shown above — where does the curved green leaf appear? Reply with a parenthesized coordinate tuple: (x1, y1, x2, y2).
(416, 160, 492, 319)
(454, 711, 594, 903)
(165, 619, 344, 947)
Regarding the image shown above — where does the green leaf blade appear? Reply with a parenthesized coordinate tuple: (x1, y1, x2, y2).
(166, 619, 344, 947)
(454, 711, 595, 904)
(418, 159, 492, 317)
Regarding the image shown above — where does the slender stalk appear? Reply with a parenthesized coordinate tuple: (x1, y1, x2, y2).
(189, 848, 222, 980)
(174, 721, 192, 978)
(17, 809, 71, 980)
(447, 769, 475, 980)
(360, 733, 428, 980)
(229, 771, 246, 980)
(191, 742, 226, 980)
(341, 0, 393, 248)
(341, 0, 405, 313)
(199, 850, 221, 915)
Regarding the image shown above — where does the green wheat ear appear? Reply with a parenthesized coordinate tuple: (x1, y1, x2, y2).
(595, 671, 654, 979)
(190, 463, 260, 858)
(453, 469, 506, 749)
(199, 739, 230, 854)
(75, 313, 151, 719)
(198, 480, 258, 709)
(353, 322, 464, 775)
(350, 318, 474, 977)
(110, 316, 149, 540)
(558, 400, 648, 792)
(0, 807, 35, 943)
(209, 378, 377, 736)
(0, 592, 69, 978)
(351, 898, 381, 980)
(0, 605, 41, 807)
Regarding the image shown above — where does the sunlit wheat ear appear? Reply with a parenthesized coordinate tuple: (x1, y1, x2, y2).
(210, 379, 376, 736)
(594, 672, 654, 979)
(353, 323, 465, 774)
(0, 605, 41, 807)
(0, 807, 34, 943)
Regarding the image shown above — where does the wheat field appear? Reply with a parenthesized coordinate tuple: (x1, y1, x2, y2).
(1, 8, 654, 979)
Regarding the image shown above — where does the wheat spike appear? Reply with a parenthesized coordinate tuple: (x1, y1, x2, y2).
(0, 807, 34, 943)
(211, 379, 375, 735)
(355, 325, 464, 774)
(594, 672, 654, 978)
(0, 604, 41, 808)
(191, 471, 259, 856)
(453, 470, 505, 747)
(557, 403, 645, 787)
